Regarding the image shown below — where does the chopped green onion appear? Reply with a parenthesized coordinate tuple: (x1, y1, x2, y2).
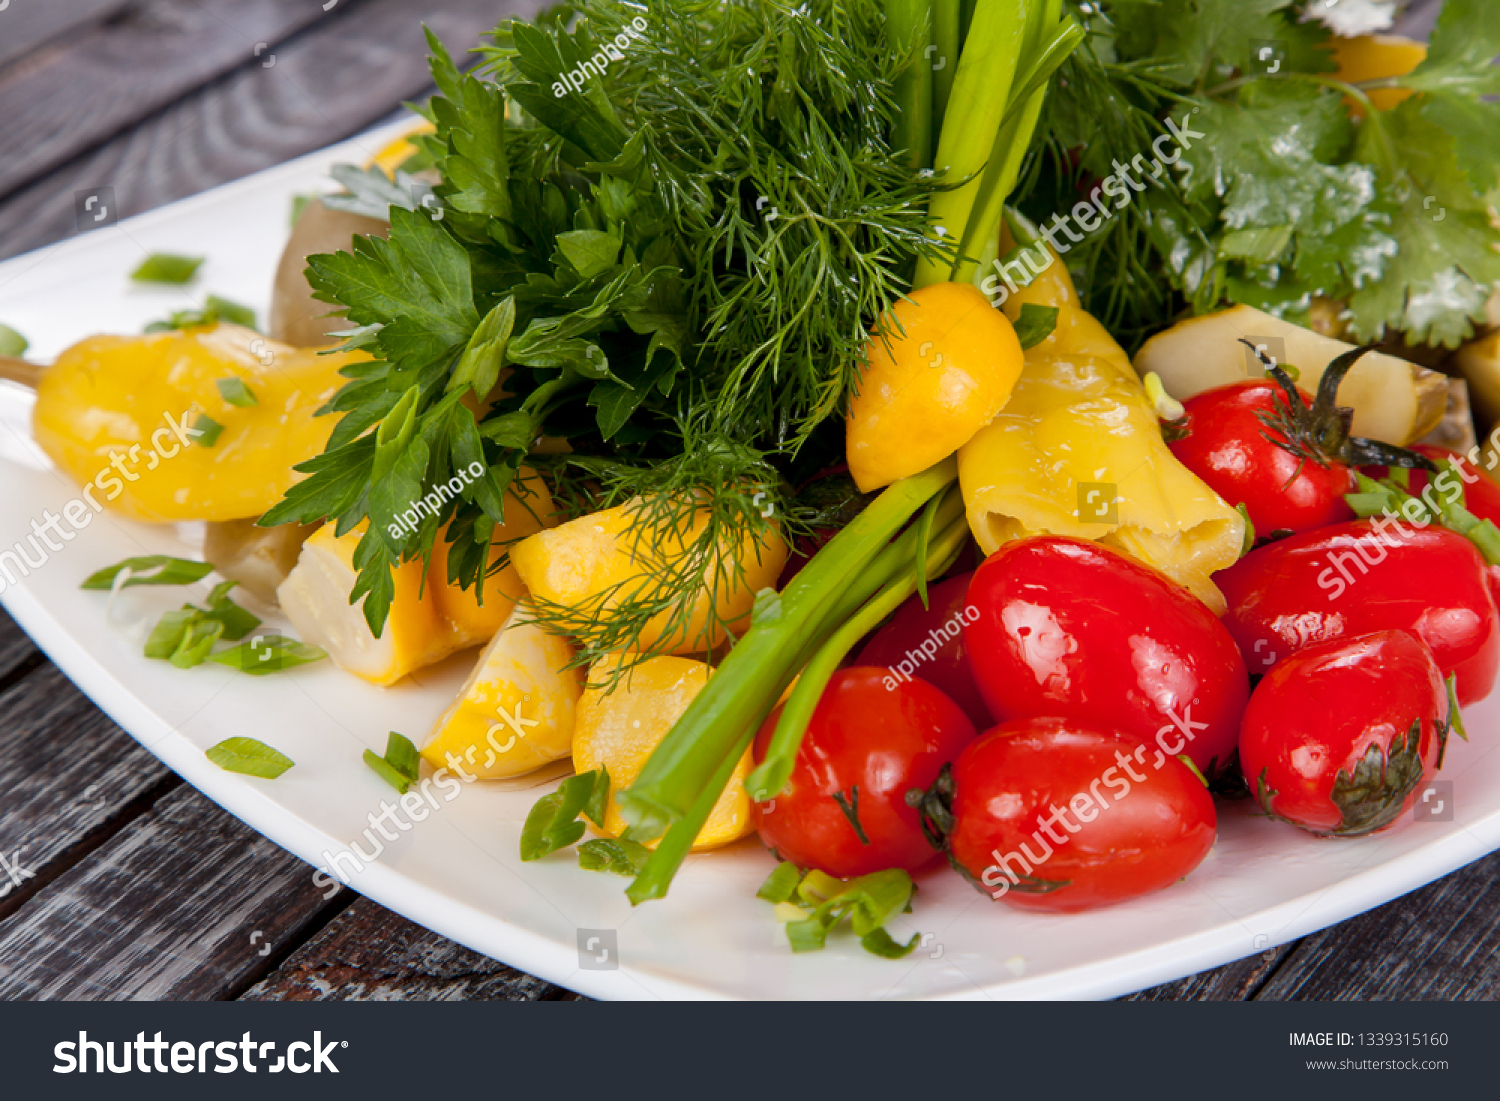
(363, 731, 422, 794)
(191, 414, 225, 448)
(207, 634, 326, 675)
(131, 253, 204, 284)
(756, 861, 804, 904)
(0, 323, 28, 357)
(82, 556, 213, 590)
(578, 838, 652, 876)
(520, 769, 610, 861)
(1013, 303, 1059, 351)
(207, 737, 294, 779)
(216, 378, 258, 407)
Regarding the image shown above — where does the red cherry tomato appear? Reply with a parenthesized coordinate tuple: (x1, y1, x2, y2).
(964, 536, 1248, 776)
(1217, 519, 1499, 705)
(856, 572, 992, 729)
(1168, 380, 1355, 535)
(751, 667, 977, 878)
(1364, 443, 1500, 524)
(941, 717, 1217, 913)
(1239, 630, 1452, 836)
(1364, 443, 1500, 608)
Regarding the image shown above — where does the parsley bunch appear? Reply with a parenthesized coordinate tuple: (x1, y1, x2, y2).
(1019, 0, 1500, 350)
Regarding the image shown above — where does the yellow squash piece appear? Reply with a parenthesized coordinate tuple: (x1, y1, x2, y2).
(846, 282, 1024, 492)
(510, 496, 788, 655)
(960, 248, 1245, 613)
(572, 654, 753, 850)
(422, 601, 584, 779)
(1133, 304, 1447, 445)
(32, 324, 366, 523)
(277, 474, 554, 686)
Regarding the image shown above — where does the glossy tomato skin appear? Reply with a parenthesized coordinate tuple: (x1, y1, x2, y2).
(1239, 630, 1447, 836)
(1217, 519, 1499, 705)
(946, 717, 1217, 913)
(1169, 381, 1355, 535)
(1364, 444, 1500, 609)
(751, 667, 977, 878)
(964, 537, 1248, 776)
(857, 572, 992, 729)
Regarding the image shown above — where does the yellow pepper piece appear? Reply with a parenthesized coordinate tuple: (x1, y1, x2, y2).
(510, 496, 788, 655)
(32, 324, 365, 523)
(366, 122, 436, 177)
(846, 282, 1024, 492)
(572, 654, 754, 850)
(422, 601, 584, 780)
(959, 248, 1245, 613)
(1329, 35, 1425, 116)
(278, 474, 553, 686)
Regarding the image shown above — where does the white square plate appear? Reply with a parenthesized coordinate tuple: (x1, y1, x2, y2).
(2, 123, 1497, 1000)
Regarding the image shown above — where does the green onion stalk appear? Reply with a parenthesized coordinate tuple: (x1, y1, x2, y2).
(619, 0, 1083, 904)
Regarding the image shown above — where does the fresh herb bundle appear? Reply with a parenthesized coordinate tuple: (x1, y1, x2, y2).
(263, 0, 946, 654)
(1019, 0, 1500, 350)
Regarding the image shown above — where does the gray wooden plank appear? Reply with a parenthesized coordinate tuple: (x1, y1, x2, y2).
(1125, 944, 1296, 1001)
(0, 660, 170, 919)
(0, 0, 335, 200)
(0, 0, 540, 262)
(1254, 850, 1500, 1001)
(0, 783, 338, 999)
(0, 606, 42, 683)
(241, 896, 563, 1002)
(0, 0, 133, 73)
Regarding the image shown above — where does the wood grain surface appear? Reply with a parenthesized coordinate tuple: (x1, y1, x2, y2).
(1, 0, 1489, 1004)
(0, 0, 530, 262)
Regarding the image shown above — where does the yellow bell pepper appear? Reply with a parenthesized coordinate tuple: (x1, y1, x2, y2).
(278, 472, 554, 686)
(958, 247, 1245, 612)
(32, 324, 365, 523)
(571, 654, 754, 851)
(422, 601, 583, 779)
(510, 495, 788, 655)
(846, 282, 1024, 492)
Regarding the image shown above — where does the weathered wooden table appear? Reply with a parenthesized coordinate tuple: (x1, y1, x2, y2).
(3, 0, 1494, 1003)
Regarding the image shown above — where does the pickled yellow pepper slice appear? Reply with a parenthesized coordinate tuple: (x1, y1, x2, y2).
(32, 324, 367, 523)
(958, 248, 1245, 612)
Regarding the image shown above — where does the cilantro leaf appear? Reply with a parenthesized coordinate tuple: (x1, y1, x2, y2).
(1398, 0, 1500, 197)
(1350, 98, 1500, 347)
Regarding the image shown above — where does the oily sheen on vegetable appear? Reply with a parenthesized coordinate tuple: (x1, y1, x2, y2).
(1240, 631, 1454, 838)
(964, 536, 1249, 778)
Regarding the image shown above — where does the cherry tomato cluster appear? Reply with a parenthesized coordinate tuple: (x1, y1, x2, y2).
(750, 359, 1500, 916)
